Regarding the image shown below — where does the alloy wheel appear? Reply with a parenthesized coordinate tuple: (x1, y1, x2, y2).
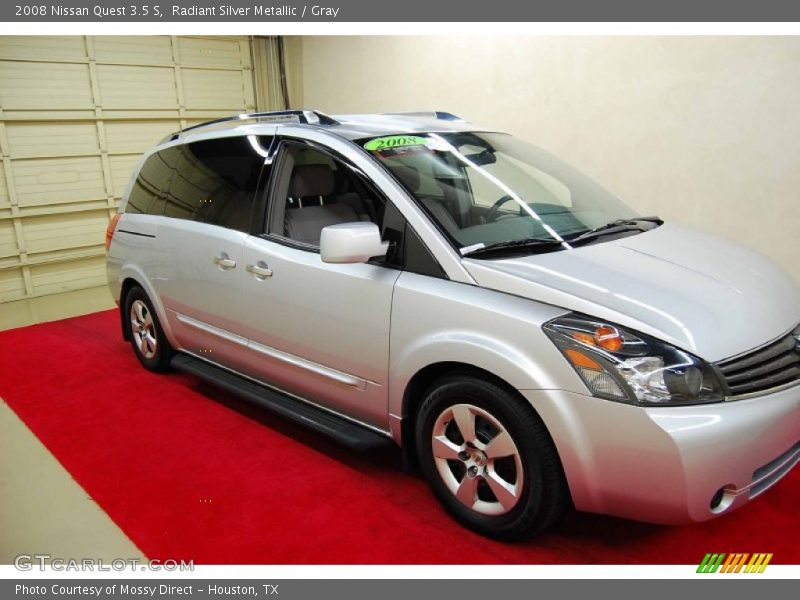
(130, 299, 157, 359)
(431, 403, 524, 516)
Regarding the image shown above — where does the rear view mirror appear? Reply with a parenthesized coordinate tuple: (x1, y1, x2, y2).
(467, 150, 497, 166)
(458, 143, 496, 166)
(320, 222, 389, 264)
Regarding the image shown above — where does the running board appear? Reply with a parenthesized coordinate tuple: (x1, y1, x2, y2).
(171, 353, 392, 451)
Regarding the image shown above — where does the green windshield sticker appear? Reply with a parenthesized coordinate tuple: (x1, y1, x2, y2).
(364, 135, 428, 152)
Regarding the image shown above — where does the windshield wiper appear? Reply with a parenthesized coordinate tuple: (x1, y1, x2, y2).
(461, 216, 663, 258)
(565, 216, 663, 245)
(461, 237, 566, 258)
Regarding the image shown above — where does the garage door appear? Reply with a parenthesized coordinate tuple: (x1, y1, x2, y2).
(0, 36, 260, 302)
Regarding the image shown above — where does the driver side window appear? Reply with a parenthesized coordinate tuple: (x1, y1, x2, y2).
(268, 142, 385, 247)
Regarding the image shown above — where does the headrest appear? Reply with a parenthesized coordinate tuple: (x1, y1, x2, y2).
(389, 165, 420, 192)
(289, 164, 335, 197)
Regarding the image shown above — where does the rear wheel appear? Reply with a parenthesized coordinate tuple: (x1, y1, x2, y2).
(415, 374, 568, 540)
(123, 286, 172, 372)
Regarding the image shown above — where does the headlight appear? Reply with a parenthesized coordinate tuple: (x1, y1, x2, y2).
(543, 314, 724, 406)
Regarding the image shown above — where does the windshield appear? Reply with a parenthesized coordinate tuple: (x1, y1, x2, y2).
(362, 132, 641, 253)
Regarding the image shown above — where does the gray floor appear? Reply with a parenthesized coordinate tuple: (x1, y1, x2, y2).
(0, 286, 145, 564)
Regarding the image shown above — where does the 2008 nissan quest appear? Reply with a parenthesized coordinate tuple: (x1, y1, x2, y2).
(106, 110, 800, 539)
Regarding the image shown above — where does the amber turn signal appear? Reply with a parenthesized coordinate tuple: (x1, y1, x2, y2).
(565, 349, 602, 370)
(594, 326, 623, 352)
(570, 325, 624, 352)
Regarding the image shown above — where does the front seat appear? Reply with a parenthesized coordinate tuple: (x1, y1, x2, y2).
(389, 165, 460, 236)
(284, 165, 360, 245)
(287, 164, 334, 208)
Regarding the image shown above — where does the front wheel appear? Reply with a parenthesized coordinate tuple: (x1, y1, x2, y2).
(415, 375, 568, 540)
(123, 286, 173, 372)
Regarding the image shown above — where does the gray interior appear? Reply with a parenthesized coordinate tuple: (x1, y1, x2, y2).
(280, 159, 376, 246)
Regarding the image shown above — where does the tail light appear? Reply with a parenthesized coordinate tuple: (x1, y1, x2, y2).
(105, 214, 122, 251)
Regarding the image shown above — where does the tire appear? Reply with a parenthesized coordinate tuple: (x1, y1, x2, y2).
(415, 373, 568, 540)
(123, 286, 173, 372)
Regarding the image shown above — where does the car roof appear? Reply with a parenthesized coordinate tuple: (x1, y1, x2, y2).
(160, 110, 486, 146)
(327, 113, 484, 140)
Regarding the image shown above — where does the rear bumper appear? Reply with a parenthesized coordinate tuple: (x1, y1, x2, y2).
(106, 258, 122, 305)
(522, 383, 800, 524)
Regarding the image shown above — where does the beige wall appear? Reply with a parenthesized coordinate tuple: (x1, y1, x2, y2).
(283, 36, 304, 109)
(298, 36, 800, 282)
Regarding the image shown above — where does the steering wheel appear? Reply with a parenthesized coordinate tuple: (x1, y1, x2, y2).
(485, 195, 524, 223)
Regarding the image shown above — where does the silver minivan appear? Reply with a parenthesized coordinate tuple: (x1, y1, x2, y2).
(107, 110, 800, 539)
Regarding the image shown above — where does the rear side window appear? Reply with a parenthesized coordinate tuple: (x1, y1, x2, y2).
(164, 136, 271, 232)
(125, 146, 179, 215)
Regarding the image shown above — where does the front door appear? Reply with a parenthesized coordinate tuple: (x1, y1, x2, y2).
(236, 140, 400, 428)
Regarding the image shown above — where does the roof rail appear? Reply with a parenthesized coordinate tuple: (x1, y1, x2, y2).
(160, 110, 340, 144)
(382, 111, 465, 122)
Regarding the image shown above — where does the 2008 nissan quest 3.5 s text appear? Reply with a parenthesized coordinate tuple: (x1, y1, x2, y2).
(106, 110, 800, 540)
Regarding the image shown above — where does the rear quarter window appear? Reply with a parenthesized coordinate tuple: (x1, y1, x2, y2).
(125, 146, 179, 215)
(164, 136, 271, 232)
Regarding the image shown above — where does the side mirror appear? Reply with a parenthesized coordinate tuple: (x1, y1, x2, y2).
(320, 222, 389, 264)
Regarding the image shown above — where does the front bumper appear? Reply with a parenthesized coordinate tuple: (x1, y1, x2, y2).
(522, 383, 800, 524)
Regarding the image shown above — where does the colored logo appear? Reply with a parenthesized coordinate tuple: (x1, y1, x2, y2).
(697, 553, 772, 573)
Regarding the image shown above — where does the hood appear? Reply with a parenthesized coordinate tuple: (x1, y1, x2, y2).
(463, 223, 800, 362)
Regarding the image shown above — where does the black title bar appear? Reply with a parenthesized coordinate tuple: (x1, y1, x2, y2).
(4, 0, 800, 22)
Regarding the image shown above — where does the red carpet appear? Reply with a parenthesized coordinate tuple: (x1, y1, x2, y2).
(1, 309, 798, 564)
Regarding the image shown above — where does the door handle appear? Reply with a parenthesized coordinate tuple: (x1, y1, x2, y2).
(213, 254, 237, 270)
(246, 262, 273, 280)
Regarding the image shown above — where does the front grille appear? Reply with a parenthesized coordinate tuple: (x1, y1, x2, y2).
(716, 330, 800, 397)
